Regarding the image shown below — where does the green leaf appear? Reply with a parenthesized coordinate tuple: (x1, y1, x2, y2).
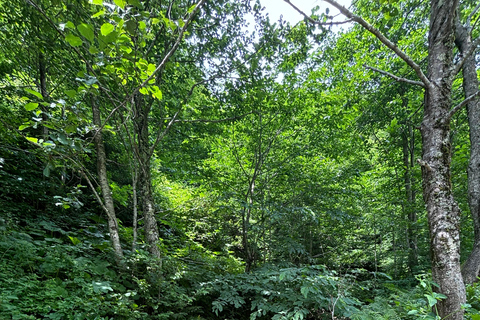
(100, 23, 115, 36)
(151, 86, 162, 100)
(65, 89, 76, 98)
(19, 124, 30, 131)
(114, 0, 126, 9)
(25, 88, 44, 99)
(92, 9, 105, 18)
(125, 20, 137, 35)
(66, 21, 75, 29)
(26, 137, 39, 144)
(92, 0, 102, 4)
(89, 45, 99, 54)
(43, 165, 50, 177)
(65, 33, 83, 46)
(425, 294, 437, 307)
(77, 23, 94, 42)
(57, 133, 69, 145)
(127, 0, 142, 8)
(139, 87, 148, 95)
(68, 236, 81, 245)
(25, 102, 39, 111)
(92, 281, 113, 293)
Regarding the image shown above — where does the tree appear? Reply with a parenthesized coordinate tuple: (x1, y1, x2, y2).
(455, 3, 480, 284)
(285, 0, 479, 317)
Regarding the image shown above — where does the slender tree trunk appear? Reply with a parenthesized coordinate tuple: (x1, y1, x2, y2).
(403, 123, 418, 273)
(455, 17, 480, 285)
(132, 165, 139, 252)
(133, 96, 162, 264)
(38, 53, 49, 139)
(91, 98, 124, 265)
(419, 1, 466, 316)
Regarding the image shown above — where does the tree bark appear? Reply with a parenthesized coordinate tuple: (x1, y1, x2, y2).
(403, 122, 418, 273)
(38, 53, 49, 139)
(91, 98, 124, 265)
(133, 96, 162, 264)
(455, 16, 480, 285)
(419, 0, 466, 317)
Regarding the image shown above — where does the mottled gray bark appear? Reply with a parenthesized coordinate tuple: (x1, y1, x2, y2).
(133, 96, 162, 264)
(92, 99, 124, 265)
(419, 0, 466, 317)
(402, 123, 418, 273)
(455, 16, 480, 285)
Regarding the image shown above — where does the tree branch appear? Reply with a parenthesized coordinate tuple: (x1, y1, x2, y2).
(296, 0, 432, 89)
(364, 65, 426, 88)
(467, 2, 480, 26)
(445, 90, 480, 121)
(172, 111, 254, 123)
(452, 36, 480, 77)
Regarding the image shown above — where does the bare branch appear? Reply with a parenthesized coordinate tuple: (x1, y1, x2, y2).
(445, 90, 480, 121)
(467, 2, 480, 26)
(364, 65, 426, 88)
(317, 0, 432, 88)
(283, 0, 351, 27)
(453, 36, 480, 77)
(173, 111, 254, 123)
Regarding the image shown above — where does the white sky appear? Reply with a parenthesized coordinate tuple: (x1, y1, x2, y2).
(259, 0, 352, 26)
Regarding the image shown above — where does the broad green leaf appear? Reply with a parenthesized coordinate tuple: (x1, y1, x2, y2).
(57, 133, 69, 145)
(151, 86, 162, 100)
(127, 0, 142, 8)
(65, 89, 77, 98)
(92, 281, 113, 293)
(125, 20, 137, 35)
(92, 10, 105, 18)
(26, 137, 38, 144)
(65, 33, 83, 47)
(77, 23, 94, 42)
(89, 45, 99, 54)
(43, 165, 50, 177)
(425, 294, 437, 307)
(92, 0, 102, 4)
(139, 87, 148, 95)
(25, 88, 43, 99)
(19, 124, 30, 131)
(100, 23, 114, 36)
(66, 21, 75, 29)
(114, 0, 126, 9)
(68, 236, 81, 245)
(25, 102, 39, 111)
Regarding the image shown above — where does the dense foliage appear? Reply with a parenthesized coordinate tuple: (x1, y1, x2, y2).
(1, 0, 480, 319)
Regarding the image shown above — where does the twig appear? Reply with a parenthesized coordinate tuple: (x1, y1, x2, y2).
(445, 90, 480, 121)
(319, 0, 431, 88)
(452, 36, 480, 77)
(364, 65, 426, 88)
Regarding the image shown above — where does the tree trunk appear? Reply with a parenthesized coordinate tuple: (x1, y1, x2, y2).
(455, 16, 480, 285)
(38, 53, 49, 139)
(403, 123, 418, 273)
(91, 98, 124, 265)
(133, 96, 162, 264)
(419, 1, 466, 317)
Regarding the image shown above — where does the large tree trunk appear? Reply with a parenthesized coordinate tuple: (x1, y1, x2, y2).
(133, 96, 162, 264)
(455, 16, 480, 285)
(419, 0, 466, 317)
(92, 99, 124, 265)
